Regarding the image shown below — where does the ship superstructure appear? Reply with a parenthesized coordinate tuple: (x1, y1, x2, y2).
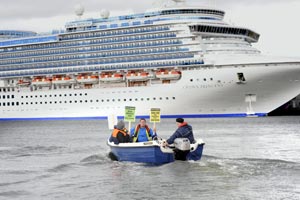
(1, 0, 300, 120)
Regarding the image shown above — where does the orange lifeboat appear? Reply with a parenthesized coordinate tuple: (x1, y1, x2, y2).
(155, 69, 181, 80)
(52, 76, 76, 85)
(17, 79, 31, 87)
(31, 77, 52, 86)
(76, 74, 99, 84)
(126, 71, 149, 81)
(99, 73, 124, 83)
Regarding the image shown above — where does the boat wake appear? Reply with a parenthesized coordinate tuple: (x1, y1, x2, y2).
(79, 153, 112, 166)
(198, 155, 300, 177)
(0, 145, 66, 158)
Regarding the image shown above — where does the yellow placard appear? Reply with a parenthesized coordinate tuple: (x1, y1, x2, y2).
(150, 108, 161, 123)
(124, 106, 136, 122)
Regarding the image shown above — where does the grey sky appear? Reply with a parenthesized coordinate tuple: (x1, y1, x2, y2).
(0, 0, 300, 57)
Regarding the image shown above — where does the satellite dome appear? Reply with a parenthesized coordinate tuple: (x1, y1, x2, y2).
(74, 4, 85, 17)
(100, 9, 110, 19)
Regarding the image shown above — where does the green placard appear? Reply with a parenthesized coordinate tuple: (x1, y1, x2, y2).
(150, 108, 161, 123)
(124, 106, 136, 122)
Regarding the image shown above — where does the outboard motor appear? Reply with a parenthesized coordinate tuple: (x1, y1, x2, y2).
(174, 138, 190, 161)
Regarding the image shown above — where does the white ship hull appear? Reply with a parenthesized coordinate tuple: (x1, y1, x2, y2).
(1, 57, 300, 120)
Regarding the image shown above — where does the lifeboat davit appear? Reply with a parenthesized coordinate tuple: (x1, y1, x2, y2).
(126, 71, 149, 81)
(99, 73, 124, 83)
(17, 79, 31, 87)
(76, 75, 99, 84)
(156, 69, 181, 80)
(31, 77, 52, 86)
(52, 76, 76, 85)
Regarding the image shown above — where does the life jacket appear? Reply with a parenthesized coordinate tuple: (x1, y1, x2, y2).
(111, 128, 127, 138)
(132, 124, 152, 142)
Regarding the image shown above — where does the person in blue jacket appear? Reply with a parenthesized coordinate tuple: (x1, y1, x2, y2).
(130, 118, 157, 142)
(164, 118, 195, 146)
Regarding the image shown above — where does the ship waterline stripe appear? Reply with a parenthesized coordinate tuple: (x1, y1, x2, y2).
(0, 113, 267, 121)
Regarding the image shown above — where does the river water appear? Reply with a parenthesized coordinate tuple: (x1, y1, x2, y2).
(0, 117, 299, 200)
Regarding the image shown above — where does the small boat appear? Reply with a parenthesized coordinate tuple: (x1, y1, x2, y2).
(31, 77, 52, 86)
(52, 76, 76, 85)
(126, 71, 149, 81)
(156, 69, 181, 80)
(17, 79, 31, 87)
(76, 74, 99, 84)
(99, 72, 124, 83)
(107, 138, 205, 164)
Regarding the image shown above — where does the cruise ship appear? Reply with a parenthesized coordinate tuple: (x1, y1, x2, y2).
(1, 0, 300, 120)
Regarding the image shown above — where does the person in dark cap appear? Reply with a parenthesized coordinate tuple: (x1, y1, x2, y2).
(109, 120, 131, 144)
(164, 118, 195, 146)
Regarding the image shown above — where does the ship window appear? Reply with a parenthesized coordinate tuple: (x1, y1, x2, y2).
(75, 101, 77, 103)
(16, 102, 19, 106)
(3, 102, 5, 106)
(237, 73, 246, 82)
(69, 101, 72, 103)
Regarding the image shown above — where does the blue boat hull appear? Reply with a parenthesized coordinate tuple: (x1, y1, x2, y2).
(107, 139, 205, 164)
(186, 143, 204, 161)
(110, 144, 175, 164)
